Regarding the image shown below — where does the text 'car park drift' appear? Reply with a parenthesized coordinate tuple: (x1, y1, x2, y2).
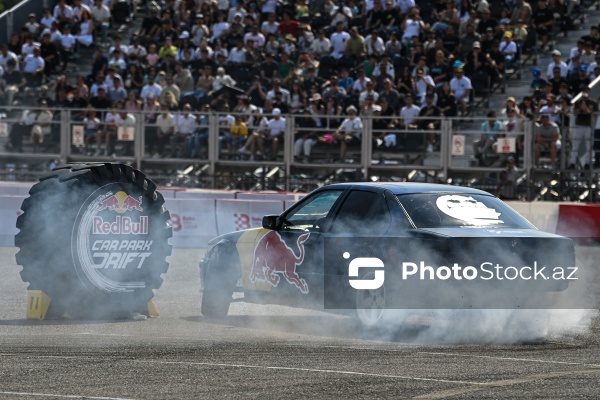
(200, 183, 587, 329)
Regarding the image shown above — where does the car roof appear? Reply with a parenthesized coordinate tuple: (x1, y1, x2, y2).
(321, 182, 493, 196)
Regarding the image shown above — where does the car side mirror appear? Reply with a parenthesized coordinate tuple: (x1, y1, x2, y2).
(262, 215, 279, 230)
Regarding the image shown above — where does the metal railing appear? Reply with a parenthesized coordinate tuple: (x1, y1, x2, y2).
(1, 106, 598, 197)
(0, 0, 52, 45)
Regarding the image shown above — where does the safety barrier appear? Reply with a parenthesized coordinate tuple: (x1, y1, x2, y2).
(0, 182, 598, 247)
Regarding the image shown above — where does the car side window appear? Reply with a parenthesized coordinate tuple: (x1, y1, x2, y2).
(283, 190, 344, 231)
(331, 190, 391, 235)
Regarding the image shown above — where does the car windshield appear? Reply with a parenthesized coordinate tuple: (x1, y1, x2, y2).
(396, 193, 535, 229)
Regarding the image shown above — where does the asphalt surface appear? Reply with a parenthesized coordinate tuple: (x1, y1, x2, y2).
(0, 247, 599, 400)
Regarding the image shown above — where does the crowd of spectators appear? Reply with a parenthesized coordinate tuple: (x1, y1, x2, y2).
(0, 0, 595, 165)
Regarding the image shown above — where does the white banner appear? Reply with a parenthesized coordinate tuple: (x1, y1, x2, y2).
(72, 125, 84, 146)
(117, 126, 135, 141)
(496, 137, 516, 153)
(452, 135, 465, 156)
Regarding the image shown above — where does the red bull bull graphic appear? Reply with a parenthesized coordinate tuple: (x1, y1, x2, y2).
(249, 231, 310, 294)
(97, 191, 144, 213)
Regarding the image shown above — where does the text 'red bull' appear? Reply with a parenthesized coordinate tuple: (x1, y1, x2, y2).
(93, 216, 149, 235)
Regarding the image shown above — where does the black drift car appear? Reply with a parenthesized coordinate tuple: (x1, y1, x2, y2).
(200, 183, 577, 326)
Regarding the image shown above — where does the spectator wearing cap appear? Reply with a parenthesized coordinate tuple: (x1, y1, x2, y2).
(530, 67, 547, 93)
(531, 0, 555, 52)
(22, 47, 44, 87)
(228, 3, 247, 23)
(24, 13, 40, 37)
(91, 0, 110, 45)
(258, 108, 285, 160)
(413, 67, 435, 105)
(464, 41, 487, 77)
(480, 26, 496, 54)
(450, 66, 472, 115)
(372, 103, 395, 148)
(535, 113, 560, 168)
(569, 64, 591, 94)
(108, 75, 127, 103)
(190, 14, 209, 47)
(212, 67, 236, 92)
(499, 31, 517, 70)
(333, 105, 362, 162)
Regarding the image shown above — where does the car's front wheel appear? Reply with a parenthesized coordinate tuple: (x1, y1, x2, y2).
(201, 246, 237, 318)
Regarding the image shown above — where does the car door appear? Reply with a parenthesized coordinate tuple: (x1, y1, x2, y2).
(244, 189, 345, 300)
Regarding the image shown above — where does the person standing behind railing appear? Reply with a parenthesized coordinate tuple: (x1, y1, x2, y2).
(473, 110, 503, 164)
(571, 86, 597, 169)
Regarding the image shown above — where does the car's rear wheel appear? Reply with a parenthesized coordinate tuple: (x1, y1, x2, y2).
(354, 270, 386, 327)
(201, 246, 237, 318)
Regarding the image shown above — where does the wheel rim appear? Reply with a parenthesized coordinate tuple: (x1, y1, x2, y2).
(355, 273, 385, 326)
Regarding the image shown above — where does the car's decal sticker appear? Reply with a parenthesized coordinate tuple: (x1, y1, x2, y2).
(241, 230, 311, 293)
(436, 195, 503, 225)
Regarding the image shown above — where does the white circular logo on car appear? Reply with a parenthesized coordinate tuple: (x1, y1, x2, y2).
(436, 195, 503, 225)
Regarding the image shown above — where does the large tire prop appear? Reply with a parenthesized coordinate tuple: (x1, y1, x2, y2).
(15, 163, 172, 319)
(201, 244, 238, 318)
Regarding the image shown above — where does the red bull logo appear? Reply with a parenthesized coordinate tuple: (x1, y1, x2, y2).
(97, 191, 143, 213)
(249, 231, 310, 294)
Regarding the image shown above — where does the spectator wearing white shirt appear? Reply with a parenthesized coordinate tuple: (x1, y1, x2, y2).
(330, 22, 350, 59)
(107, 49, 127, 74)
(151, 105, 175, 158)
(59, 25, 77, 72)
(114, 109, 136, 156)
(0, 45, 19, 71)
(171, 104, 197, 158)
(396, 0, 416, 15)
(24, 13, 40, 36)
(329, 3, 353, 28)
(91, 0, 111, 45)
(71, 0, 91, 25)
(546, 50, 568, 79)
(364, 31, 385, 57)
(333, 105, 363, 161)
(499, 31, 517, 69)
(450, 67, 472, 115)
(212, 67, 236, 92)
(359, 80, 380, 106)
(261, 13, 280, 36)
(22, 47, 45, 86)
(40, 9, 56, 31)
(266, 79, 291, 104)
(227, 40, 248, 66)
(244, 25, 266, 48)
(413, 67, 436, 105)
(399, 94, 421, 129)
(262, 108, 286, 160)
(140, 81, 162, 103)
(21, 37, 41, 60)
(53, 0, 74, 29)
